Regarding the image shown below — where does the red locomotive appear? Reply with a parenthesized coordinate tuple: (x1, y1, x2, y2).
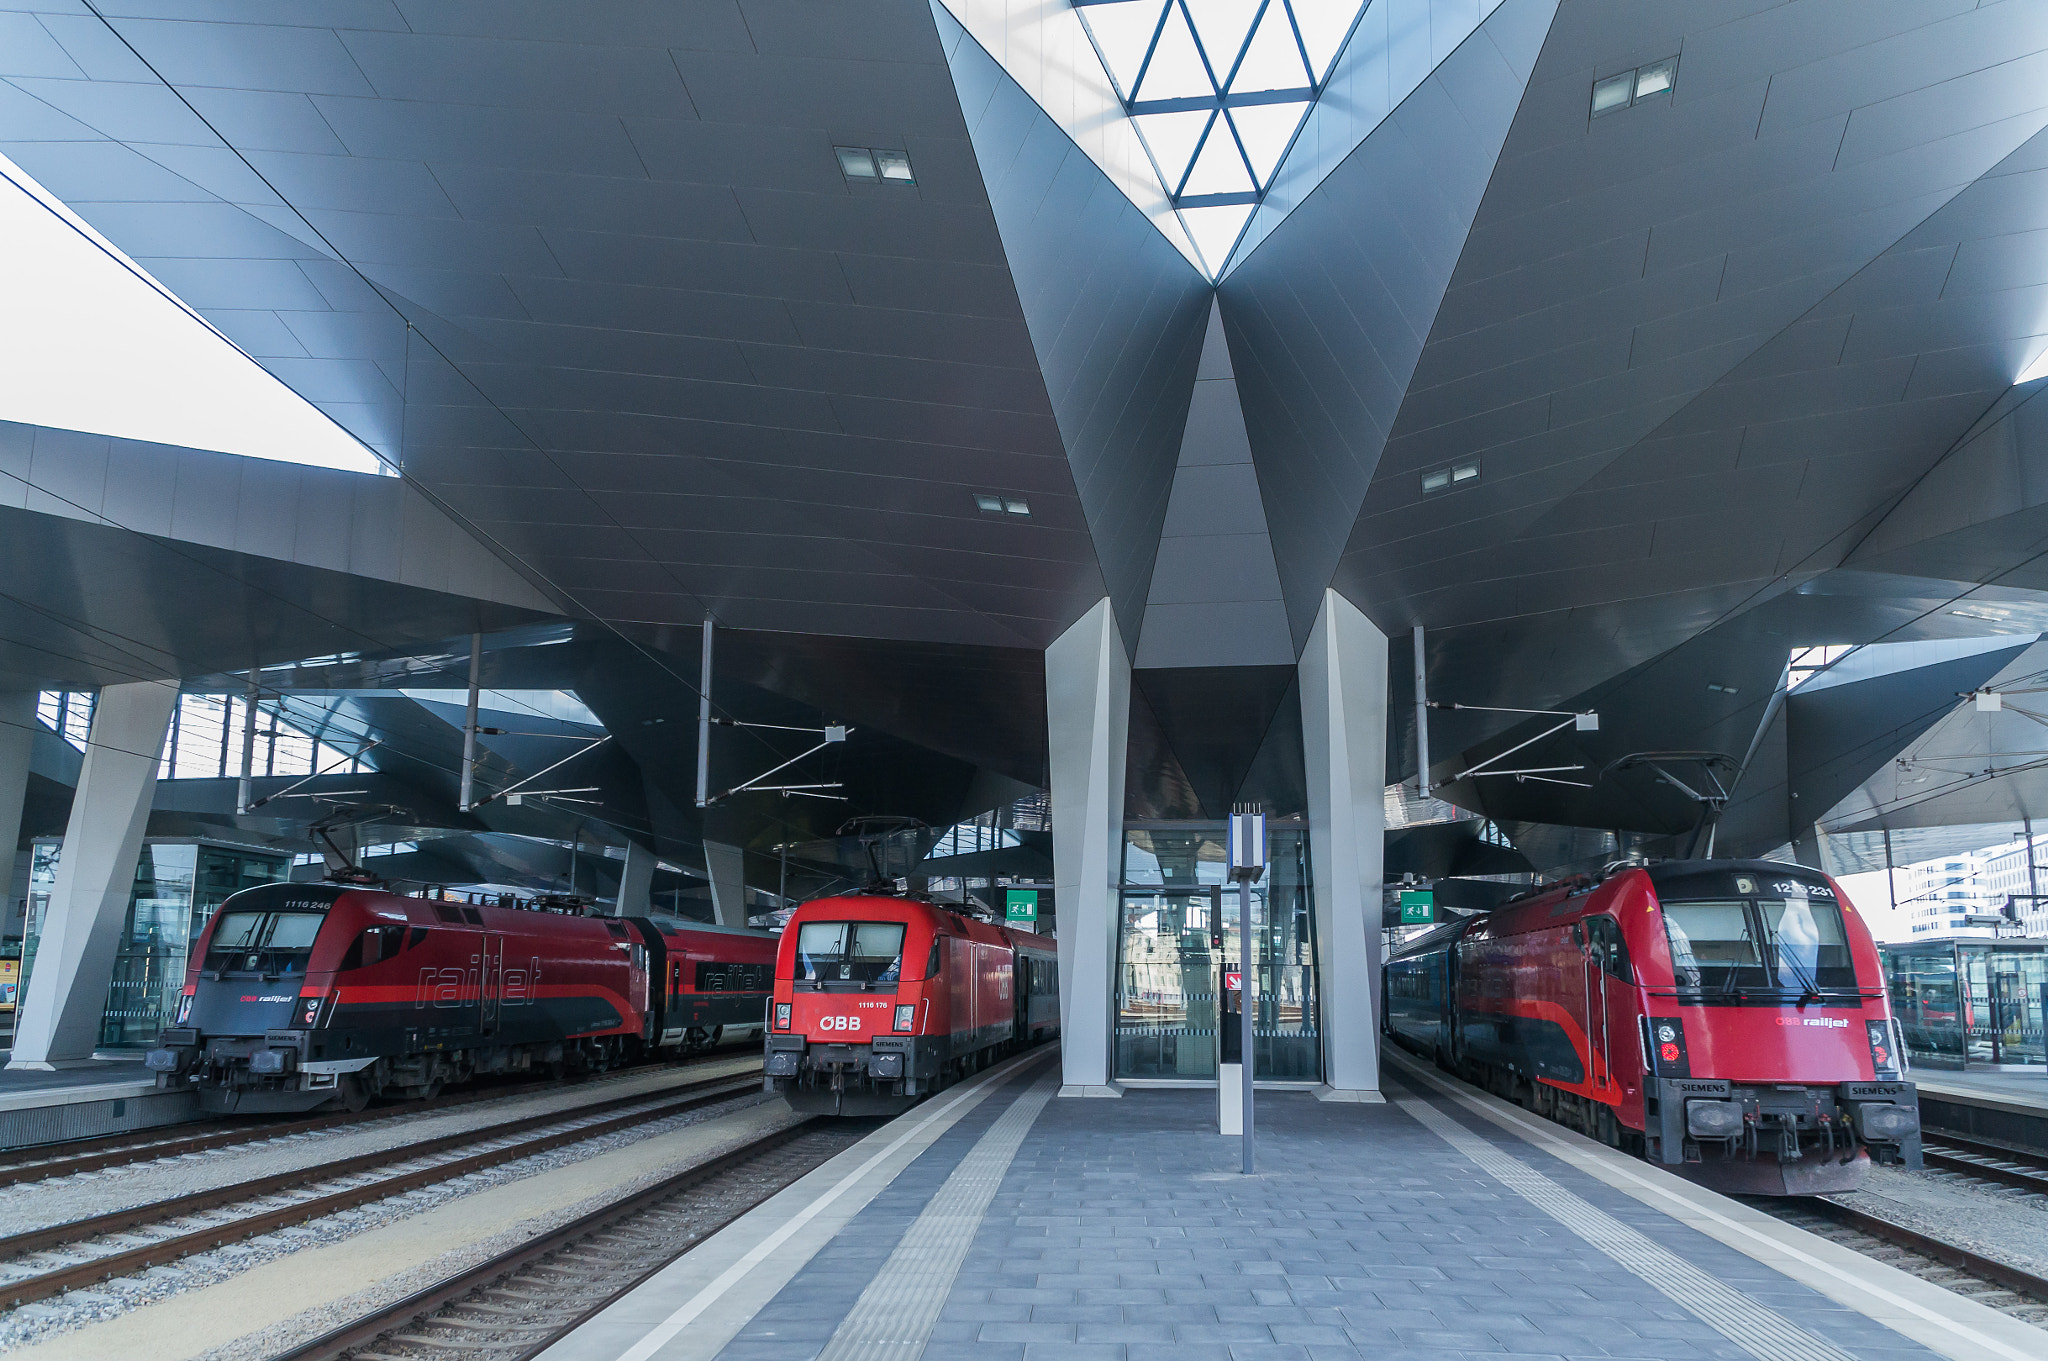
(145, 881, 776, 1112)
(1386, 859, 1920, 1193)
(764, 893, 1058, 1115)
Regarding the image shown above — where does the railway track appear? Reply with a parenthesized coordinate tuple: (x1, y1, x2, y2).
(272, 1120, 859, 1361)
(1920, 1133, 2048, 1197)
(0, 1068, 765, 1309)
(0, 1050, 754, 1187)
(1760, 1197, 2048, 1326)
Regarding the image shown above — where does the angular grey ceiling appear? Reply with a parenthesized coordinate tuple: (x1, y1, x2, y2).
(1219, 0, 1560, 650)
(1135, 299, 1290, 669)
(937, 5, 1211, 655)
(0, 0, 1119, 650)
(1336, 0, 2048, 711)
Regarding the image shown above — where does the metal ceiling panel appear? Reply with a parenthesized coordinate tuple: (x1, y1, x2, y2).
(937, 4, 1209, 656)
(1221, 0, 1556, 649)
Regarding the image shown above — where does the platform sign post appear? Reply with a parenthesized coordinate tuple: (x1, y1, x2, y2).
(1228, 808, 1266, 1174)
(1004, 888, 1038, 930)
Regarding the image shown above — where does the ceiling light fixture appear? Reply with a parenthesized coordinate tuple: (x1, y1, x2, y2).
(1421, 460, 1480, 495)
(973, 493, 1030, 516)
(835, 146, 915, 185)
(1591, 56, 1679, 118)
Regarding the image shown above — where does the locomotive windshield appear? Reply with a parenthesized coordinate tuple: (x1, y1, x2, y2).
(204, 910, 324, 977)
(1662, 896, 1855, 998)
(795, 921, 905, 988)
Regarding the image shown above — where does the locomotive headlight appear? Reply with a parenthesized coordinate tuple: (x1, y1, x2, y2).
(1685, 1100, 1743, 1139)
(893, 1004, 915, 1032)
(1854, 1101, 1918, 1142)
(774, 1002, 792, 1030)
(1866, 1020, 1901, 1078)
(175, 994, 192, 1025)
(1640, 1014, 1689, 1078)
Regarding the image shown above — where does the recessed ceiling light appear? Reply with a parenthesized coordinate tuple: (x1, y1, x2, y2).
(1591, 73, 1632, 115)
(1004, 498, 1030, 516)
(1591, 56, 1678, 117)
(874, 149, 915, 183)
(973, 493, 1004, 513)
(1422, 460, 1479, 494)
(835, 146, 878, 181)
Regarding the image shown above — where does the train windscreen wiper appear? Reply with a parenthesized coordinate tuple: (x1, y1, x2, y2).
(1761, 922, 1823, 1001)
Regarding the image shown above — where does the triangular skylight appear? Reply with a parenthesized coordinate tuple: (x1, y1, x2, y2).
(0, 150, 385, 475)
(1075, 0, 1366, 275)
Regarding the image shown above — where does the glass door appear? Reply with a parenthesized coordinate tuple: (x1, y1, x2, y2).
(1114, 825, 1320, 1081)
(1114, 889, 1221, 1079)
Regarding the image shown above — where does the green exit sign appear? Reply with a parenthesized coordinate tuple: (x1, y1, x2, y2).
(1005, 888, 1038, 922)
(1399, 890, 1434, 925)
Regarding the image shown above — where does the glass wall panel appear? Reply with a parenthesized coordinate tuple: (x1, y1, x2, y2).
(1113, 825, 1317, 1081)
(1883, 945, 1964, 1068)
(1884, 942, 2046, 1068)
(100, 844, 196, 1048)
(16, 840, 289, 1050)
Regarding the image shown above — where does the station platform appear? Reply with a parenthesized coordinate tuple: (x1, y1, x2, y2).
(1911, 1069, 2048, 1151)
(536, 1049, 2042, 1361)
(0, 1053, 195, 1147)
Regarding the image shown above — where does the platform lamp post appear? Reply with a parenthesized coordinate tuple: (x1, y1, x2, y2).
(1228, 806, 1266, 1174)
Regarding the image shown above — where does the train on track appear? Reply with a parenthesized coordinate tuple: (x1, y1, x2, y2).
(145, 881, 776, 1113)
(765, 893, 1058, 1115)
(1385, 859, 1922, 1194)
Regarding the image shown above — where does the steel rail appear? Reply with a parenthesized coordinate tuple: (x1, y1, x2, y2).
(0, 1048, 753, 1180)
(270, 1120, 819, 1361)
(1798, 1197, 2048, 1304)
(0, 1075, 762, 1306)
(1921, 1138, 2048, 1195)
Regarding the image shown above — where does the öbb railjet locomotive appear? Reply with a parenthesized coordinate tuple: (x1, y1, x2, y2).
(1386, 859, 1920, 1194)
(146, 881, 775, 1112)
(765, 893, 1058, 1115)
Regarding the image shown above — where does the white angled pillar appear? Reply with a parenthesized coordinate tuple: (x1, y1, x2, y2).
(616, 840, 656, 917)
(705, 840, 748, 927)
(9, 680, 178, 1069)
(1046, 599, 1130, 1096)
(1299, 589, 1386, 1100)
(0, 693, 34, 941)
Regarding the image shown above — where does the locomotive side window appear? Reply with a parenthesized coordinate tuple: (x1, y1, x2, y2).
(339, 924, 408, 970)
(795, 921, 906, 986)
(1587, 917, 1632, 982)
(927, 939, 942, 979)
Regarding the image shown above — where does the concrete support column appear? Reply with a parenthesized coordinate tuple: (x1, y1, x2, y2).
(1299, 589, 1386, 1101)
(1046, 599, 1130, 1096)
(616, 841, 656, 917)
(9, 680, 177, 1069)
(0, 693, 34, 937)
(705, 840, 748, 927)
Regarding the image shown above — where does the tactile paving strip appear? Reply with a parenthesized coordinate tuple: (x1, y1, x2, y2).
(813, 1072, 1059, 1361)
(1396, 1093, 1856, 1361)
